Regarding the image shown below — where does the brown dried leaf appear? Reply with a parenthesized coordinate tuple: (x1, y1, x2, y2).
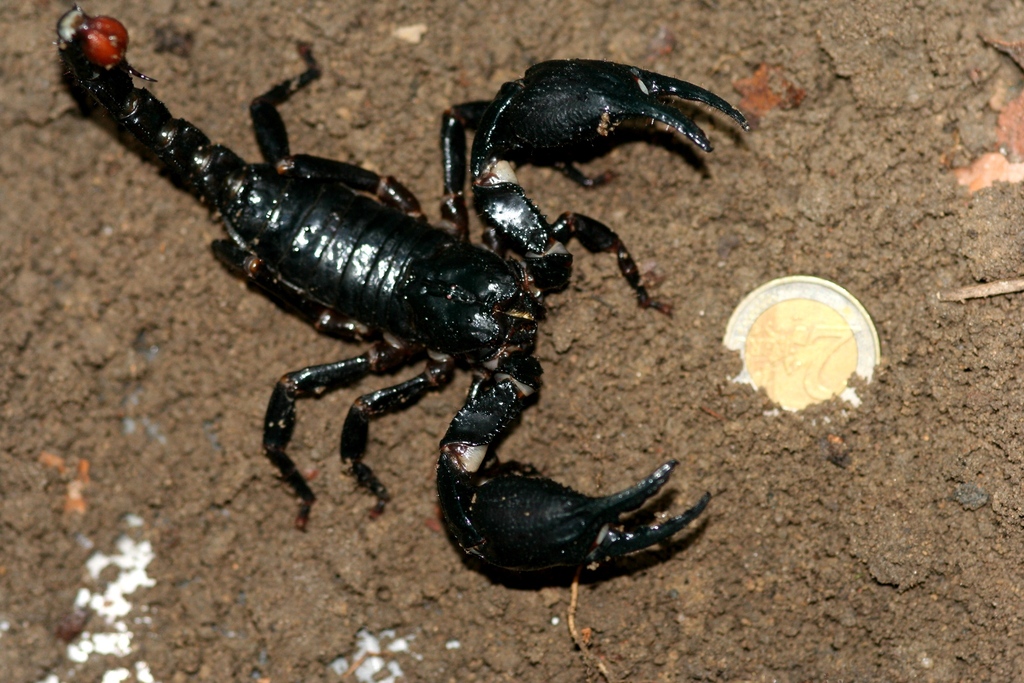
(997, 92, 1024, 160)
(64, 459, 90, 514)
(732, 64, 806, 128)
(38, 451, 66, 474)
(982, 35, 1024, 70)
(953, 152, 1024, 193)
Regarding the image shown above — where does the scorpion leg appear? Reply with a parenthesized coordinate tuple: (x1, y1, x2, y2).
(212, 240, 369, 339)
(471, 165, 666, 310)
(553, 161, 615, 188)
(341, 354, 456, 516)
(440, 101, 491, 241)
(265, 356, 370, 530)
(280, 156, 424, 218)
(249, 46, 423, 217)
(263, 338, 421, 529)
(249, 44, 321, 164)
(550, 212, 671, 314)
(435, 352, 708, 570)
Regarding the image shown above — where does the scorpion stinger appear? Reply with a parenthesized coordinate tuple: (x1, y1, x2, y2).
(60, 7, 733, 570)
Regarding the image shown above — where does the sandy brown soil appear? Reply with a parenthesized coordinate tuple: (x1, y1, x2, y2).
(4, 0, 1024, 681)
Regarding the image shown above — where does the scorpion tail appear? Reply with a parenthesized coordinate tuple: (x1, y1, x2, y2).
(57, 8, 244, 207)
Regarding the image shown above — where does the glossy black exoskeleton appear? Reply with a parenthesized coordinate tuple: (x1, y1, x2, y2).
(441, 60, 749, 312)
(58, 7, 742, 570)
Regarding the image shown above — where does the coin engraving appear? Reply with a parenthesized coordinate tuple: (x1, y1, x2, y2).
(723, 276, 879, 411)
(744, 299, 858, 410)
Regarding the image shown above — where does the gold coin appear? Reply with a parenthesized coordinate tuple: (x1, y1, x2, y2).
(723, 276, 879, 411)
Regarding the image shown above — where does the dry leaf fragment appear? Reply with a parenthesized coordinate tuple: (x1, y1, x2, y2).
(954, 35, 1024, 187)
(393, 24, 427, 44)
(39, 451, 91, 514)
(732, 63, 806, 128)
(981, 35, 1024, 159)
(953, 152, 1024, 193)
(64, 459, 90, 514)
(54, 608, 91, 643)
(997, 88, 1024, 160)
(39, 451, 67, 474)
(982, 35, 1024, 70)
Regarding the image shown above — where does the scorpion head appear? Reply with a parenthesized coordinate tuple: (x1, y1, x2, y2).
(403, 244, 540, 359)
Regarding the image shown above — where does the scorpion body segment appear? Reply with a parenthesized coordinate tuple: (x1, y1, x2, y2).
(58, 8, 743, 570)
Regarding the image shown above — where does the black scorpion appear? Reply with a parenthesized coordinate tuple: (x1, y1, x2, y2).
(57, 8, 747, 570)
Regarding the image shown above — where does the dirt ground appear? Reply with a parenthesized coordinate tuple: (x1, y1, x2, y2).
(4, 0, 1024, 681)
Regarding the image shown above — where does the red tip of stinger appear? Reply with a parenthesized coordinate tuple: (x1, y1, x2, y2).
(78, 15, 129, 68)
(58, 8, 156, 81)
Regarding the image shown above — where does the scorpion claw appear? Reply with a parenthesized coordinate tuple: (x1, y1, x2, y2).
(479, 60, 748, 162)
(643, 70, 750, 132)
(586, 489, 711, 565)
(438, 455, 708, 570)
(586, 460, 682, 515)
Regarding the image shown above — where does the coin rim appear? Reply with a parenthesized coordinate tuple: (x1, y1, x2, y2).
(723, 275, 881, 395)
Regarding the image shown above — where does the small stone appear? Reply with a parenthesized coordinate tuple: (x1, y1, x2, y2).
(953, 482, 989, 511)
(393, 24, 427, 44)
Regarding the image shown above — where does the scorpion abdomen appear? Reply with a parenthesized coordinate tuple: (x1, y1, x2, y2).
(223, 166, 454, 335)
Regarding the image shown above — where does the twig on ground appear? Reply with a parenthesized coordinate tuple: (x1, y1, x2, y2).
(937, 278, 1024, 302)
(342, 651, 380, 678)
(568, 565, 613, 682)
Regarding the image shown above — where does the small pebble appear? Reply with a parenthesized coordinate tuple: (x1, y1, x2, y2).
(393, 24, 427, 44)
(953, 482, 989, 510)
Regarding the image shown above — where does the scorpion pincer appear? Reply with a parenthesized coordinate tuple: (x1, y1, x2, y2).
(57, 7, 746, 570)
